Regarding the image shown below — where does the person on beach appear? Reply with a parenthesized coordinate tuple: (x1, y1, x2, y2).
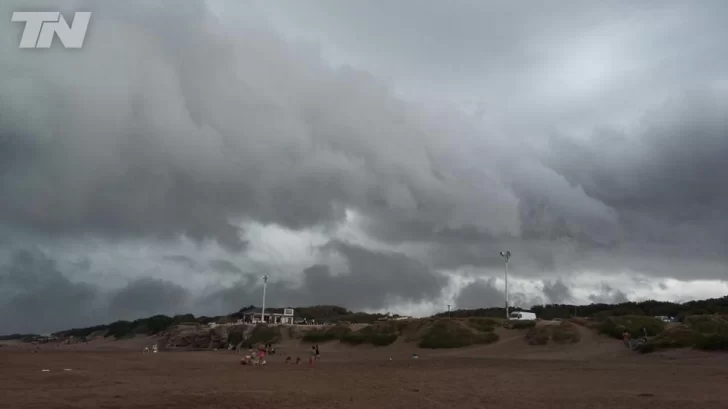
(309, 346, 316, 366)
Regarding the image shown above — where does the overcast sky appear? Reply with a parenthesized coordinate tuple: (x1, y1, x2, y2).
(1, 0, 727, 334)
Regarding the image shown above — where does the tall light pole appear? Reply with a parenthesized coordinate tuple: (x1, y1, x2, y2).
(261, 275, 268, 323)
(499, 251, 511, 319)
(447, 304, 451, 319)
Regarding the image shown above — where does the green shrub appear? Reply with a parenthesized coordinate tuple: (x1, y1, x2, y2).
(339, 325, 398, 346)
(418, 320, 498, 349)
(597, 319, 625, 339)
(467, 318, 498, 332)
(684, 315, 728, 335)
(246, 325, 281, 345)
(597, 316, 665, 339)
(648, 326, 695, 350)
(105, 321, 135, 339)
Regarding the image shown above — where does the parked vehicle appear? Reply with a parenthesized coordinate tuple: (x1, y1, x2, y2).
(508, 311, 537, 321)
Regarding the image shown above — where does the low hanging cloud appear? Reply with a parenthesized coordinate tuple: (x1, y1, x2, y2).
(455, 278, 505, 310)
(542, 279, 573, 304)
(588, 283, 630, 304)
(0, 250, 104, 333)
(202, 240, 449, 314)
(0, 243, 448, 333)
(107, 277, 191, 321)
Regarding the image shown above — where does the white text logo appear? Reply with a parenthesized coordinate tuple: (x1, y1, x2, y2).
(12, 11, 91, 49)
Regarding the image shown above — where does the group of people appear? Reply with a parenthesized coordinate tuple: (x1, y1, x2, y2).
(285, 344, 320, 366)
(241, 343, 321, 367)
(622, 327, 649, 348)
(240, 345, 269, 366)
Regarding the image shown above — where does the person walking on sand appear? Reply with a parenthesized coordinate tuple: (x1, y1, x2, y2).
(315, 344, 320, 360)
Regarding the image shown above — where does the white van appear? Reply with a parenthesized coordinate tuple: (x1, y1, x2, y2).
(509, 311, 537, 321)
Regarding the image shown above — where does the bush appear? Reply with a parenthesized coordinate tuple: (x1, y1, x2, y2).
(339, 325, 398, 346)
(467, 318, 498, 332)
(684, 315, 728, 335)
(418, 320, 499, 349)
(597, 316, 665, 339)
(246, 325, 281, 345)
(105, 321, 135, 339)
(641, 319, 728, 352)
(139, 315, 174, 335)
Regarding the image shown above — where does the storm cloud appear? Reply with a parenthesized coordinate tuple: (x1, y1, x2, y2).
(0, 243, 447, 333)
(1, 0, 727, 332)
(542, 279, 573, 304)
(455, 278, 505, 310)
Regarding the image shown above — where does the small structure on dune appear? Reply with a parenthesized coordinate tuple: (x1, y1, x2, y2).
(241, 307, 295, 324)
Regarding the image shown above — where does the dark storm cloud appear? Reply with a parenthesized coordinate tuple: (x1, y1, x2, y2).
(455, 278, 504, 309)
(244, 0, 728, 281)
(454, 277, 542, 310)
(0, 249, 194, 333)
(0, 250, 103, 334)
(209, 259, 244, 275)
(588, 283, 629, 304)
(0, 244, 448, 333)
(108, 277, 191, 321)
(542, 279, 573, 304)
(0, 0, 524, 253)
(0, 0, 727, 316)
(164, 255, 199, 270)
(200, 241, 449, 314)
(548, 89, 728, 244)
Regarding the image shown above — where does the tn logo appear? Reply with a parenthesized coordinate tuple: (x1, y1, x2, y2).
(12, 11, 91, 49)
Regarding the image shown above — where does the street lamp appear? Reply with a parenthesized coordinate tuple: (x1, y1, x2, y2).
(447, 304, 451, 319)
(499, 251, 511, 320)
(261, 275, 268, 323)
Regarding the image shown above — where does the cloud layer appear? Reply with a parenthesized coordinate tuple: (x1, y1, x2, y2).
(1, 0, 727, 332)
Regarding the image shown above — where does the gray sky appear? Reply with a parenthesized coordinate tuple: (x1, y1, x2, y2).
(1, 0, 727, 333)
